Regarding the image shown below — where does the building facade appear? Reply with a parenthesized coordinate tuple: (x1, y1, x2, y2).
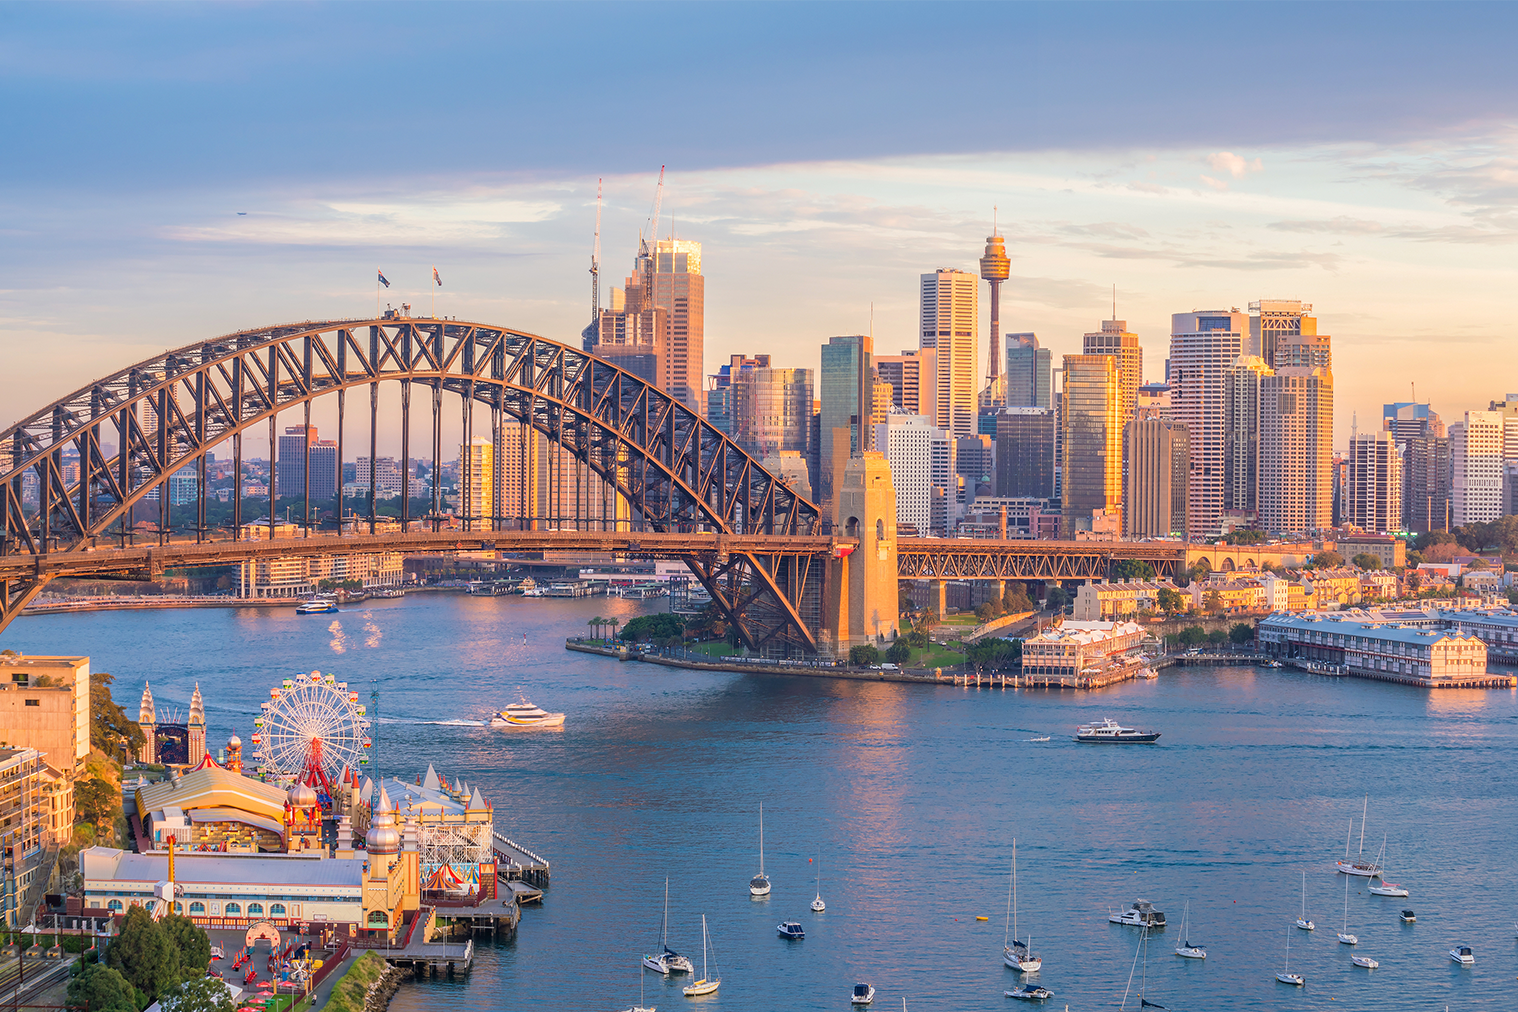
(0, 655, 90, 774)
(1021, 620, 1143, 677)
(1258, 367, 1334, 535)
(731, 359, 813, 462)
(1005, 333, 1052, 409)
(1346, 431, 1403, 534)
(1123, 418, 1189, 538)
(874, 349, 937, 423)
(1169, 310, 1248, 538)
(1258, 611, 1490, 686)
(1451, 410, 1505, 525)
(874, 412, 952, 535)
(819, 335, 874, 520)
(1060, 354, 1121, 538)
(920, 269, 978, 438)
(994, 408, 1055, 499)
(1082, 319, 1142, 431)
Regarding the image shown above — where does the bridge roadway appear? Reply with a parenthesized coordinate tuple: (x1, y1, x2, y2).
(0, 530, 1187, 585)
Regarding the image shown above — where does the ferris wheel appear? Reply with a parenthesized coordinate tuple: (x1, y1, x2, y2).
(251, 671, 371, 791)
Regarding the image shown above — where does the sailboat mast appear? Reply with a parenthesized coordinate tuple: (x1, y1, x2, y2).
(1013, 839, 1019, 944)
(1359, 795, 1368, 856)
(662, 877, 669, 948)
(1004, 858, 1013, 948)
(759, 804, 764, 876)
(701, 914, 708, 980)
(1343, 874, 1350, 931)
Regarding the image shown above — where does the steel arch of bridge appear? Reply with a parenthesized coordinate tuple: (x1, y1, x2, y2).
(1, 318, 822, 649)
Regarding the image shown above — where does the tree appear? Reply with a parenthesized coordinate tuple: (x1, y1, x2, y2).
(66, 961, 140, 1012)
(904, 630, 929, 649)
(1223, 530, 1266, 545)
(1203, 590, 1223, 614)
(975, 602, 998, 622)
(885, 640, 912, 664)
(1176, 625, 1206, 647)
(1205, 629, 1228, 646)
(1424, 541, 1467, 564)
(159, 912, 211, 977)
(1002, 583, 1033, 613)
(966, 637, 1021, 669)
(76, 777, 117, 830)
(1045, 586, 1070, 611)
(90, 672, 146, 762)
(1157, 587, 1184, 614)
(1310, 551, 1344, 569)
(1228, 622, 1255, 645)
(587, 617, 603, 641)
(158, 976, 235, 1012)
(1351, 554, 1382, 571)
(105, 906, 181, 1002)
(619, 613, 683, 642)
(1111, 559, 1155, 582)
(849, 645, 881, 666)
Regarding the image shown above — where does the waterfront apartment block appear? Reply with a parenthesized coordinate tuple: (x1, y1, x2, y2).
(1073, 581, 1166, 620)
(1258, 611, 1494, 687)
(237, 552, 404, 598)
(1021, 620, 1143, 677)
(0, 655, 89, 774)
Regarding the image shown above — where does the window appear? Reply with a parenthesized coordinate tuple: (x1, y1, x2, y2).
(367, 911, 388, 927)
(270, 903, 286, 916)
(248, 903, 264, 915)
(190, 902, 205, 914)
(107, 900, 123, 911)
(24, 699, 38, 707)
(225, 903, 241, 915)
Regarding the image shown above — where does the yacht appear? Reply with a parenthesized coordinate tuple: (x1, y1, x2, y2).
(1109, 899, 1165, 928)
(749, 804, 771, 897)
(490, 701, 565, 728)
(1352, 954, 1379, 969)
(1400, 909, 1416, 923)
(1276, 928, 1304, 986)
(1075, 718, 1160, 743)
(1002, 840, 1041, 972)
(1336, 796, 1382, 878)
(681, 915, 721, 996)
(295, 595, 338, 615)
(1449, 945, 1473, 966)
(1369, 881, 1409, 897)
(1295, 871, 1315, 931)
(1174, 901, 1205, 959)
(776, 921, 805, 940)
(810, 857, 825, 912)
(1005, 985, 1052, 1001)
(1337, 876, 1358, 945)
(850, 983, 876, 1005)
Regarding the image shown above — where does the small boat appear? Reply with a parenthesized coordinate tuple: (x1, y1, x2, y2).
(1136, 667, 1158, 680)
(644, 879, 691, 975)
(1263, 659, 1283, 668)
(1337, 875, 1358, 945)
(1075, 718, 1160, 743)
(1174, 901, 1205, 959)
(1400, 909, 1416, 923)
(1365, 837, 1406, 895)
(622, 967, 656, 1012)
(1276, 927, 1304, 986)
(850, 982, 875, 1005)
(1335, 796, 1382, 878)
(776, 921, 804, 939)
(811, 857, 825, 912)
(1295, 871, 1315, 931)
(749, 803, 771, 897)
(1024, 736, 1051, 743)
(294, 595, 337, 614)
(681, 915, 721, 996)
(1449, 945, 1473, 966)
(1110, 899, 1165, 928)
(1005, 985, 1052, 1001)
(1003, 840, 1041, 972)
(490, 700, 565, 728)
(1352, 954, 1379, 969)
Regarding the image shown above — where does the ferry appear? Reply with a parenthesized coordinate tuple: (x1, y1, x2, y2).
(1075, 718, 1161, 744)
(490, 700, 566, 728)
(294, 596, 338, 615)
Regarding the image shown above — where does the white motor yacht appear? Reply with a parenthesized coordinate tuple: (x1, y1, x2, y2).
(1352, 954, 1379, 969)
(1449, 945, 1473, 966)
(850, 983, 875, 1005)
(1109, 899, 1166, 927)
(1075, 718, 1161, 743)
(490, 700, 565, 728)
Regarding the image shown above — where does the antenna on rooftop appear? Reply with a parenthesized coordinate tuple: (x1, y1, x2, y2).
(1112, 284, 1117, 322)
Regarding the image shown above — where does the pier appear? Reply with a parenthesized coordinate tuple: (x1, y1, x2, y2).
(493, 832, 552, 888)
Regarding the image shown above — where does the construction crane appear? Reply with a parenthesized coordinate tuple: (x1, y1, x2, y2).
(589, 178, 602, 325)
(639, 165, 665, 257)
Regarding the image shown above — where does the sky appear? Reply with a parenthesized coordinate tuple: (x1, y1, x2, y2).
(4, 1, 1518, 451)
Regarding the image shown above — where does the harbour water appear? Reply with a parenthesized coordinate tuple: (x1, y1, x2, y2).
(6, 594, 1517, 1010)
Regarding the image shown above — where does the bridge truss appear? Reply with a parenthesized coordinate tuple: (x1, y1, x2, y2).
(1, 318, 823, 650)
(896, 540, 1185, 581)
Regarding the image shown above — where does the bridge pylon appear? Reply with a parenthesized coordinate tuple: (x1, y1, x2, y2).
(825, 452, 899, 651)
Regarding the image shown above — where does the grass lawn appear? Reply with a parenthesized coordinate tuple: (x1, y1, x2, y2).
(311, 951, 386, 1012)
(911, 643, 966, 668)
(690, 641, 738, 657)
(937, 613, 979, 627)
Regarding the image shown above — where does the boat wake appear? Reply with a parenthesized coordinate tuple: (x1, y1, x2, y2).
(374, 717, 487, 727)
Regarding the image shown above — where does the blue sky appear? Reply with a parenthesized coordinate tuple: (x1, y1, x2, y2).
(4, 2, 1518, 444)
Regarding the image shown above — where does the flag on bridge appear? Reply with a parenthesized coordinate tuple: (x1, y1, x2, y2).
(432, 266, 442, 287)
(378, 269, 391, 288)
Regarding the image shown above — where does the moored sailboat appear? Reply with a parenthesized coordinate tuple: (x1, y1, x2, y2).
(1275, 928, 1304, 986)
(1002, 839, 1041, 972)
(749, 804, 771, 897)
(1337, 875, 1358, 945)
(682, 915, 721, 996)
(1174, 900, 1205, 959)
(1295, 871, 1315, 931)
(811, 855, 825, 912)
(1336, 795, 1382, 877)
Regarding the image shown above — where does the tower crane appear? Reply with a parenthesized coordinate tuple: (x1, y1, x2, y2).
(590, 178, 602, 325)
(640, 165, 665, 257)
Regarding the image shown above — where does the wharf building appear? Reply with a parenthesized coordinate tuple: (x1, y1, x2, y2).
(1346, 431, 1403, 534)
(920, 269, 979, 438)
(1060, 354, 1122, 538)
(1021, 620, 1143, 678)
(1257, 611, 1502, 688)
(1169, 309, 1248, 538)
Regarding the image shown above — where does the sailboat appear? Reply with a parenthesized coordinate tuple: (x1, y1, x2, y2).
(749, 804, 771, 897)
(1337, 875, 1358, 944)
(811, 856, 826, 912)
(1295, 871, 1315, 931)
(1366, 836, 1409, 896)
(643, 879, 692, 975)
(1119, 925, 1165, 1009)
(1275, 927, 1304, 985)
(1002, 839, 1041, 972)
(1174, 901, 1205, 959)
(1336, 795, 1382, 877)
(681, 915, 721, 996)
(622, 967, 656, 1012)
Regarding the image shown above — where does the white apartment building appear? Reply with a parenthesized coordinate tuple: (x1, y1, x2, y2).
(459, 437, 493, 528)
(1169, 310, 1247, 538)
(920, 269, 978, 439)
(1346, 431, 1403, 533)
(875, 411, 952, 535)
(1451, 410, 1505, 524)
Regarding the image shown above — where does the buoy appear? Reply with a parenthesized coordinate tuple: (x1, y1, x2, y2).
(976, 916, 989, 921)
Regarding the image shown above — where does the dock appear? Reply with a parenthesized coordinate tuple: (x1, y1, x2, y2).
(493, 832, 551, 888)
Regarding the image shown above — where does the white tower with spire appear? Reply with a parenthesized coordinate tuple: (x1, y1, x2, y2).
(137, 682, 157, 764)
(187, 683, 207, 767)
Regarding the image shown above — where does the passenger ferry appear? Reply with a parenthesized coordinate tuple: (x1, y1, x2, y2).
(490, 700, 566, 728)
(294, 595, 338, 615)
(1075, 718, 1161, 743)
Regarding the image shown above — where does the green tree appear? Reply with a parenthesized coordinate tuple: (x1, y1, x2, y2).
(1111, 559, 1156, 581)
(1177, 625, 1206, 647)
(1228, 622, 1255, 645)
(885, 640, 912, 664)
(1045, 586, 1070, 610)
(159, 912, 211, 977)
(90, 672, 146, 762)
(105, 906, 181, 1002)
(1205, 629, 1228, 646)
(1187, 558, 1213, 583)
(966, 637, 1021, 669)
(1350, 553, 1381, 571)
(1311, 550, 1344, 569)
(849, 645, 881, 666)
(1223, 530, 1266, 545)
(76, 777, 118, 830)
(975, 601, 999, 622)
(904, 630, 929, 649)
(1157, 587, 1184, 614)
(1002, 583, 1033, 613)
(66, 961, 140, 1012)
(158, 976, 234, 1012)
(619, 613, 683, 642)
(1203, 589, 1223, 614)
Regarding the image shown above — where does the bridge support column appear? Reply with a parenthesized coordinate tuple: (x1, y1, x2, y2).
(934, 580, 947, 617)
(825, 453, 899, 652)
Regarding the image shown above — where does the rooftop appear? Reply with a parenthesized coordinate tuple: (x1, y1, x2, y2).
(81, 847, 368, 888)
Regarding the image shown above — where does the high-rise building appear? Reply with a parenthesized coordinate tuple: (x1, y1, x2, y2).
(1346, 431, 1403, 534)
(919, 269, 978, 437)
(1451, 410, 1505, 525)
(819, 336, 874, 520)
(355, 457, 404, 499)
(1169, 310, 1248, 538)
(1060, 354, 1122, 538)
(1005, 333, 1052, 409)
(1383, 402, 1440, 444)
(275, 425, 317, 499)
(1487, 393, 1518, 464)
(875, 350, 937, 423)
(1222, 355, 1273, 523)
(1135, 381, 1172, 422)
(308, 440, 338, 501)
(458, 437, 493, 528)
(1251, 299, 1330, 369)
(995, 408, 1056, 500)
(955, 435, 995, 501)
(590, 237, 703, 413)
(1383, 403, 1448, 532)
(1082, 319, 1142, 431)
(1123, 418, 1190, 538)
(708, 354, 770, 437)
(731, 358, 814, 462)
(493, 421, 547, 528)
(1258, 366, 1334, 535)
(874, 411, 952, 536)
(978, 230, 1011, 409)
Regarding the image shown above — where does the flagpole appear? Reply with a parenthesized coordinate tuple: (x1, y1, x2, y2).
(376, 267, 381, 319)
(431, 266, 435, 319)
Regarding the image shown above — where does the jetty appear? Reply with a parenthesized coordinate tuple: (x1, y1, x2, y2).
(494, 832, 551, 888)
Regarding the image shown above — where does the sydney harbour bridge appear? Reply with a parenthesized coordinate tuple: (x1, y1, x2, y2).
(1, 317, 1191, 650)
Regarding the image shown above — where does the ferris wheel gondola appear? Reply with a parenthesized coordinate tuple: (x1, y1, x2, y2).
(253, 671, 370, 793)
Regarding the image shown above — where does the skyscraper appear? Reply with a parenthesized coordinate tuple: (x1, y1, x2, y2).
(589, 237, 703, 413)
(1004, 333, 1052, 409)
(819, 335, 874, 520)
(874, 411, 952, 536)
(1060, 354, 1122, 537)
(494, 420, 547, 529)
(1223, 355, 1273, 524)
(978, 230, 1011, 409)
(1346, 431, 1403, 534)
(275, 425, 338, 503)
(730, 357, 814, 462)
(458, 437, 493, 529)
(1169, 309, 1247, 538)
(875, 349, 936, 422)
(995, 407, 1056, 499)
(1123, 418, 1190, 538)
(1255, 302, 1333, 536)
(1383, 403, 1447, 531)
(1451, 410, 1505, 525)
(1082, 319, 1142, 432)
(920, 269, 978, 438)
